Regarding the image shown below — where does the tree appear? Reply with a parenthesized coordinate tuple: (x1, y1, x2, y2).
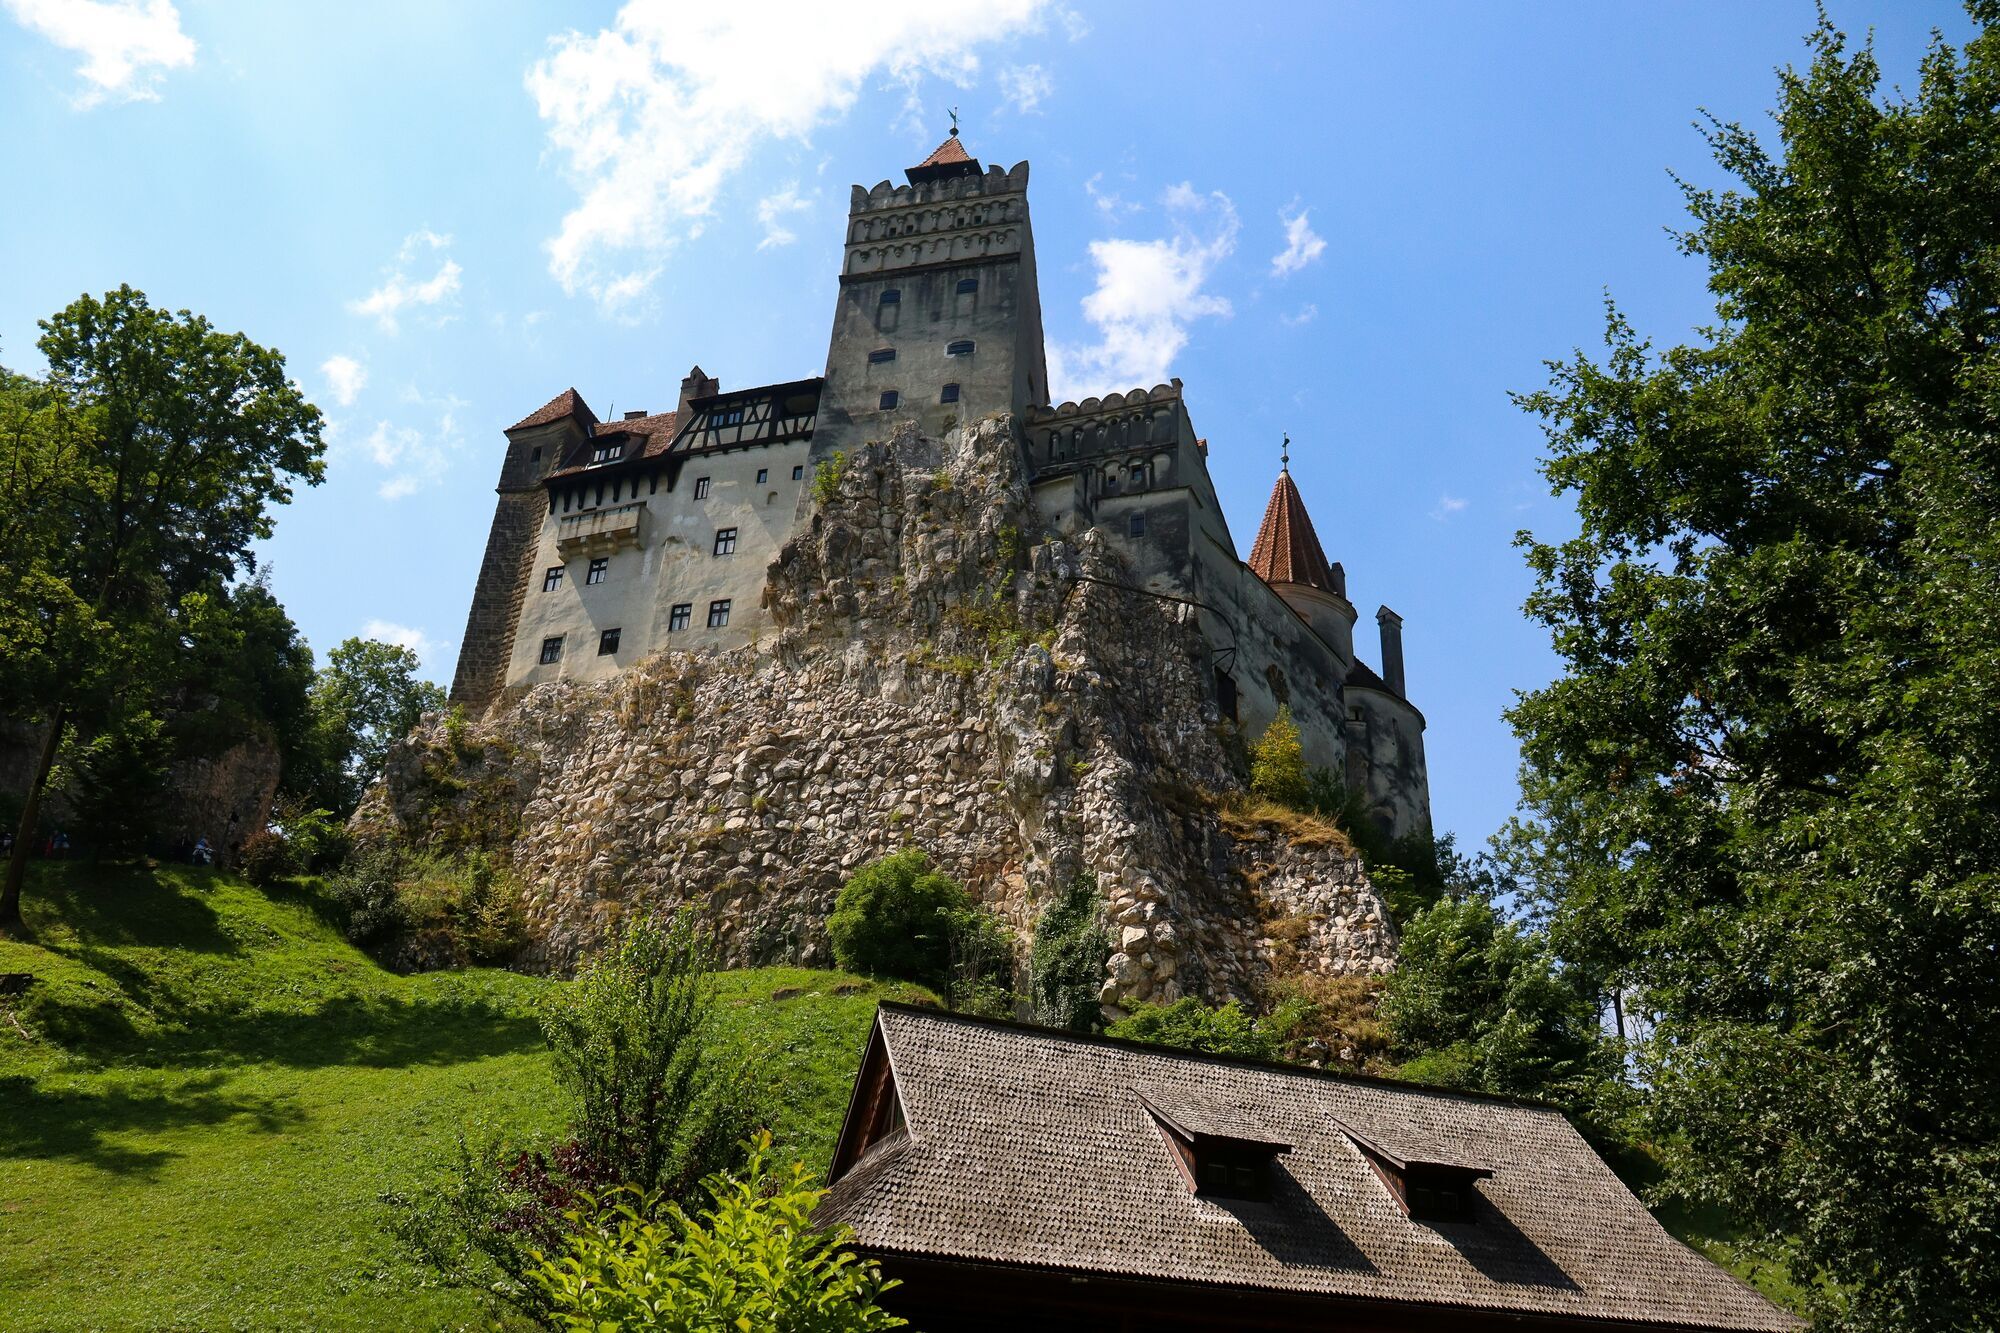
(291, 636, 446, 817)
(0, 288, 323, 927)
(1029, 875, 1111, 1031)
(531, 1134, 905, 1333)
(1248, 705, 1309, 808)
(1506, 11, 2000, 1327)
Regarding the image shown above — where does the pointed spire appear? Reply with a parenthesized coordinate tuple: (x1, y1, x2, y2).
(1247, 462, 1337, 594)
(907, 123, 980, 185)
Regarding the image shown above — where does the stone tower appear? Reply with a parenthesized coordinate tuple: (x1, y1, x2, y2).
(449, 388, 596, 708)
(812, 131, 1048, 459)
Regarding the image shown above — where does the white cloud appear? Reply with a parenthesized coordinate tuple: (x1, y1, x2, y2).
(4, 0, 194, 107)
(1271, 201, 1326, 278)
(1052, 4, 1089, 41)
(1280, 303, 1318, 328)
(524, 0, 1051, 314)
(1048, 184, 1239, 402)
(1083, 171, 1139, 221)
(999, 63, 1052, 114)
(1430, 495, 1468, 522)
(349, 230, 462, 333)
(353, 388, 467, 499)
(361, 619, 435, 663)
(755, 184, 813, 250)
(319, 354, 367, 407)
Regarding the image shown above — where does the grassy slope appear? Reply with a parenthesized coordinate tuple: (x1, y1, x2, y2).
(0, 864, 919, 1332)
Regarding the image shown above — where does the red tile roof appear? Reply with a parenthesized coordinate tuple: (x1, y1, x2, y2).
(916, 133, 973, 169)
(545, 410, 680, 479)
(507, 387, 596, 433)
(1247, 468, 1337, 593)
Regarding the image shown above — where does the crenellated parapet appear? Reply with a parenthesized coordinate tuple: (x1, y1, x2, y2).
(848, 160, 1030, 215)
(1024, 381, 1195, 480)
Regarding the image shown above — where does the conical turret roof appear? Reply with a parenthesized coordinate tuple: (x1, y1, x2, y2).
(907, 130, 980, 184)
(1247, 467, 1337, 593)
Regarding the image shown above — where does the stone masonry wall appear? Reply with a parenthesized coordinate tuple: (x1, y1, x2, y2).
(361, 415, 1394, 1006)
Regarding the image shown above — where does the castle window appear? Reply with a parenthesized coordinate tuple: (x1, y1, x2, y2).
(879, 289, 900, 304)
(1215, 670, 1239, 722)
(539, 636, 564, 665)
(756, 468, 769, 484)
(946, 339, 974, 357)
(879, 391, 899, 410)
(542, 566, 564, 593)
(941, 383, 960, 404)
(956, 277, 979, 294)
(586, 557, 608, 585)
(868, 348, 897, 364)
(669, 603, 691, 632)
(713, 528, 738, 556)
(530, 446, 542, 463)
(694, 476, 712, 499)
(1129, 512, 1146, 538)
(792, 465, 805, 481)
(598, 627, 621, 656)
(707, 599, 732, 629)
(712, 407, 746, 427)
(592, 442, 621, 464)
(1128, 461, 1147, 487)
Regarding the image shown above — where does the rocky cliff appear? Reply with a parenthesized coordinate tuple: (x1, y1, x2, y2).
(357, 416, 1395, 1008)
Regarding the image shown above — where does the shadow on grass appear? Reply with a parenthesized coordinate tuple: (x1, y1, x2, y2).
(32, 979, 546, 1071)
(21, 861, 238, 955)
(0, 1071, 309, 1179)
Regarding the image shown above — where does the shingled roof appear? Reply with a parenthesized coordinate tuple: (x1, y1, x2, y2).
(907, 130, 980, 185)
(821, 1005, 1798, 1332)
(544, 410, 681, 480)
(507, 387, 596, 433)
(1247, 466, 1338, 593)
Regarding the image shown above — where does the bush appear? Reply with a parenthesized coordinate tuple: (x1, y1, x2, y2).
(812, 450, 849, 505)
(271, 798, 351, 871)
(237, 829, 298, 887)
(1107, 996, 1279, 1060)
(1248, 706, 1310, 809)
(1030, 875, 1110, 1031)
(531, 1132, 904, 1332)
(1261, 973, 1391, 1071)
(826, 849, 973, 990)
(324, 845, 525, 967)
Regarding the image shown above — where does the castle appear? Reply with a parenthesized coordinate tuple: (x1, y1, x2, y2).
(450, 132, 1431, 839)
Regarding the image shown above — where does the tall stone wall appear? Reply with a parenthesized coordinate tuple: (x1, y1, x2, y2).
(450, 487, 548, 709)
(361, 415, 1395, 1005)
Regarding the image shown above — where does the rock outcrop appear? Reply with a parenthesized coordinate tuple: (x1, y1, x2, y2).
(357, 416, 1395, 1007)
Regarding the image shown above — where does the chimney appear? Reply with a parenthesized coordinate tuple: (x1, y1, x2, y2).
(623, 409, 647, 420)
(1376, 606, 1406, 699)
(678, 365, 718, 416)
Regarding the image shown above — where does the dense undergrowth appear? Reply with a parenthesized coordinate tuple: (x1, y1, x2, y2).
(0, 863, 925, 1331)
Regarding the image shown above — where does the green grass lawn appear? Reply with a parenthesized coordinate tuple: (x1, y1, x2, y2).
(0, 864, 921, 1331)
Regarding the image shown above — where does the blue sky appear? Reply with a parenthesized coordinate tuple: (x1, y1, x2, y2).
(0, 1, 1976, 852)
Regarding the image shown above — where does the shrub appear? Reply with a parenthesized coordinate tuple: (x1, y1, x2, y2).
(271, 798, 351, 871)
(826, 849, 970, 989)
(1107, 996, 1278, 1060)
(531, 1132, 904, 1332)
(812, 450, 848, 505)
(1261, 973, 1391, 1071)
(1030, 875, 1110, 1031)
(1248, 706, 1310, 809)
(324, 845, 525, 967)
(237, 829, 298, 887)
(542, 912, 755, 1204)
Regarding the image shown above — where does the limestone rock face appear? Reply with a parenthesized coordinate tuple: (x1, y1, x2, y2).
(356, 416, 1395, 1005)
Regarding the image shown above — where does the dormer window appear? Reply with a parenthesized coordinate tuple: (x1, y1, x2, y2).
(1138, 1089, 1290, 1203)
(591, 442, 621, 464)
(1333, 1117, 1493, 1224)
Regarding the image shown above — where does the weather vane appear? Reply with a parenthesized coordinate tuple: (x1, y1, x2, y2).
(1281, 432, 1290, 472)
(948, 106, 960, 137)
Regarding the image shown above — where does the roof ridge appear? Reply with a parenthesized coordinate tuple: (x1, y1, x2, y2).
(872, 1002, 1561, 1111)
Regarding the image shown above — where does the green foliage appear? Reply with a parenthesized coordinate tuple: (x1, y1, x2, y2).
(325, 846, 525, 967)
(1260, 973, 1391, 1072)
(236, 828, 298, 888)
(1029, 874, 1110, 1031)
(542, 912, 754, 1204)
(1107, 996, 1279, 1060)
(270, 797, 351, 872)
(1247, 705, 1310, 808)
(812, 450, 848, 505)
(291, 636, 447, 818)
(1380, 896, 1614, 1112)
(532, 1132, 904, 1332)
(1504, 13, 2000, 1327)
(61, 708, 171, 856)
(824, 844, 1008, 1000)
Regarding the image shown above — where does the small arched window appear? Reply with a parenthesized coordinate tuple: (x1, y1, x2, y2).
(946, 339, 975, 357)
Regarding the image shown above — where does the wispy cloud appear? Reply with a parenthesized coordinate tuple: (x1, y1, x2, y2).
(1271, 200, 1326, 278)
(319, 354, 367, 407)
(349, 387, 469, 500)
(755, 184, 813, 250)
(4, 0, 194, 107)
(361, 619, 435, 664)
(1430, 495, 1468, 522)
(1048, 183, 1239, 402)
(1280, 303, 1318, 328)
(999, 63, 1052, 114)
(1084, 172, 1140, 221)
(349, 230, 462, 333)
(524, 0, 1051, 315)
